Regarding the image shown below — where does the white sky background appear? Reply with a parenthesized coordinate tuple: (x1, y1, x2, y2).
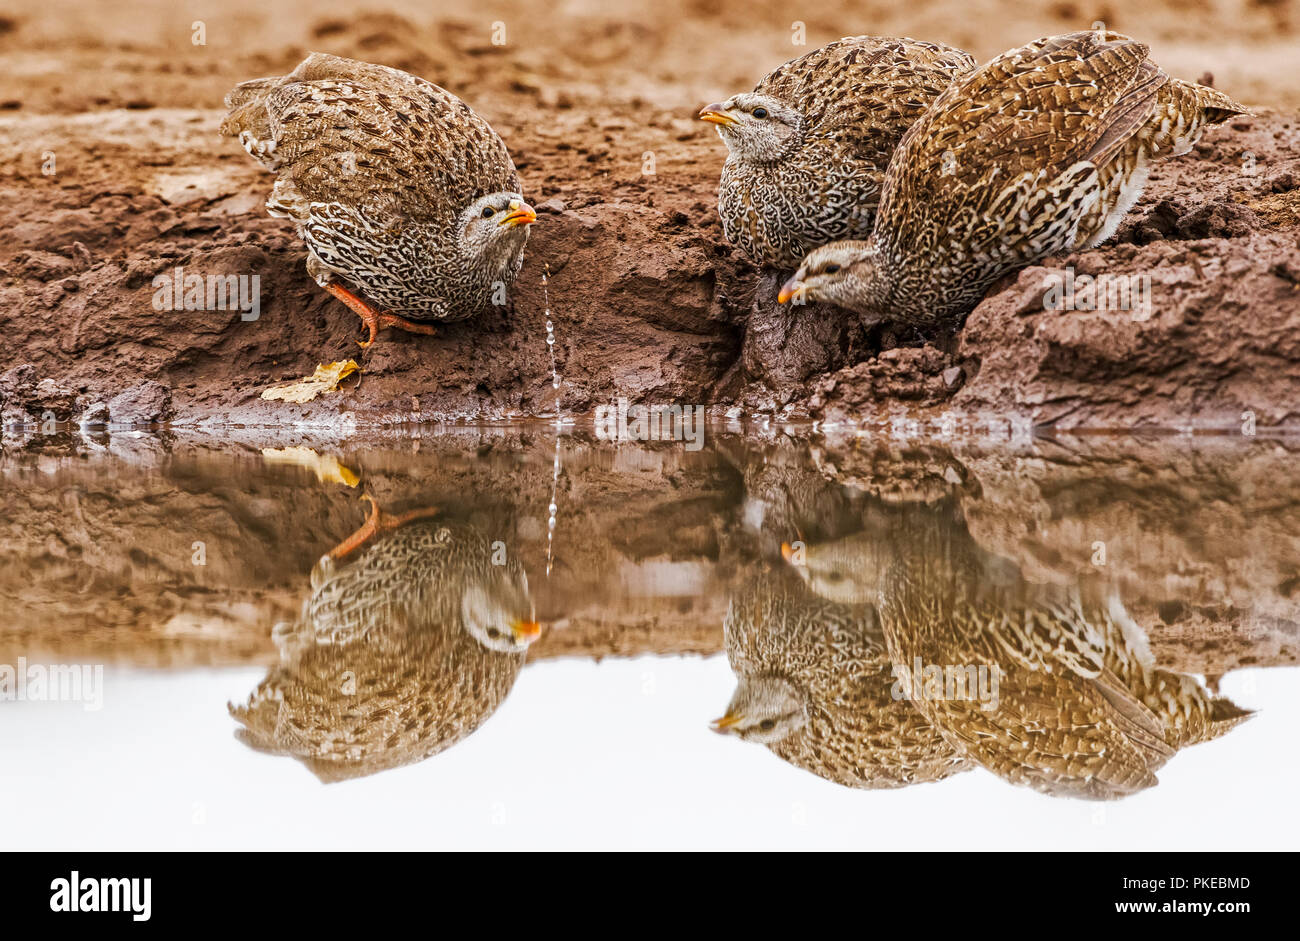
(1, 657, 1295, 851)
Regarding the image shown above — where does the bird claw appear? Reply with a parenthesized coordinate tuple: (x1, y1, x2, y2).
(325, 281, 431, 349)
(357, 318, 381, 349)
(326, 495, 440, 562)
(356, 314, 431, 349)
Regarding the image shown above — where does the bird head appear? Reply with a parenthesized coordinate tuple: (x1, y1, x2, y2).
(711, 675, 807, 744)
(461, 192, 536, 266)
(460, 570, 542, 655)
(698, 93, 802, 164)
(778, 240, 881, 313)
(783, 532, 883, 606)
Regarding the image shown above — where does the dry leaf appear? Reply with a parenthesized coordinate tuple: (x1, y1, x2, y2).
(261, 360, 360, 403)
(260, 447, 361, 487)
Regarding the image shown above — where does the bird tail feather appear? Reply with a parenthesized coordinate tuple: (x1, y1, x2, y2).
(1202, 696, 1257, 742)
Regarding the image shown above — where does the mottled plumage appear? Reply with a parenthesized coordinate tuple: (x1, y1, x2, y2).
(701, 36, 974, 268)
(714, 575, 970, 789)
(222, 54, 535, 344)
(781, 31, 1248, 326)
(230, 518, 538, 782)
(795, 500, 1253, 799)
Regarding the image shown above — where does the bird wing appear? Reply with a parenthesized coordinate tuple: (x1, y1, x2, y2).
(880, 542, 1174, 798)
(897, 31, 1165, 185)
(222, 54, 518, 229)
(929, 667, 1172, 799)
(878, 30, 1168, 243)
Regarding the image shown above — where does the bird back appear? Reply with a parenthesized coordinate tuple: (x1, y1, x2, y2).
(876, 32, 1168, 267)
(220, 53, 519, 231)
(755, 36, 975, 165)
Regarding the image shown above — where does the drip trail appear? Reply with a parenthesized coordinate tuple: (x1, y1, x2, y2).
(541, 262, 564, 577)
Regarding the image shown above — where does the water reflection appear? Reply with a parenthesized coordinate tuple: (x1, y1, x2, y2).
(713, 574, 970, 788)
(230, 499, 539, 782)
(1, 429, 1295, 799)
(789, 496, 1253, 799)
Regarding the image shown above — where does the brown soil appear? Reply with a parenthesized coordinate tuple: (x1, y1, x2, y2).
(1, 0, 1298, 430)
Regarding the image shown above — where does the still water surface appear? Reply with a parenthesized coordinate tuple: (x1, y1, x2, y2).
(2, 427, 1296, 848)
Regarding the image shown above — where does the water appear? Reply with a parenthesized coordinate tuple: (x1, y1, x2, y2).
(1, 427, 1297, 849)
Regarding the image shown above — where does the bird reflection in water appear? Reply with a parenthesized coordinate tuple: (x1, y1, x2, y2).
(230, 496, 541, 782)
(789, 497, 1253, 799)
(712, 574, 971, 789)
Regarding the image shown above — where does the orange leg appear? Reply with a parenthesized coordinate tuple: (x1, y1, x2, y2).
(323, 282, 437, 349)
(327, 495, 441, 561)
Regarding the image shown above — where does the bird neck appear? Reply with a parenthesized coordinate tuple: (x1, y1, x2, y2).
(463, 230, 528, 288)
(727, 118, 805, 168)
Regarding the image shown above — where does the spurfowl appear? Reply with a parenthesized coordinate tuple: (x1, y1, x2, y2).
(791, 499, 1253, 799)
(712, 574, 970, 789)
(230, 499, 541, 782)
(700, 36, 974, 268)
(222, 53, 536, 347)
(778, 31, 1248, 327)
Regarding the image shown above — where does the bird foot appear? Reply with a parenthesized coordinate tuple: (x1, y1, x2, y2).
(356, 313, 437, 350)
(322, 282, 437, 349)
(326, 495, 441, 561)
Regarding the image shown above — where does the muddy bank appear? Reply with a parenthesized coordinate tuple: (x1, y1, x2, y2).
(1, 3, 1299, 430)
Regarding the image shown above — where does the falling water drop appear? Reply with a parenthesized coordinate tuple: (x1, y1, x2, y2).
(546, 437, 561, 577)
(540, 263, 562, 415)
(542, 262, 564, 577)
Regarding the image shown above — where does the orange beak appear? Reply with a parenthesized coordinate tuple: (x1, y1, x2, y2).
(777, 277, 803, 304)
(698, 103, 737, 126)
(710, 714, 741, 734)
(500, 201, 538, 228)
(781, 541, 795, 562)
(510, 619, 543, 643)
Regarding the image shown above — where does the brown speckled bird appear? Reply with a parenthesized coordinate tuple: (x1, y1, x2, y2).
(221, 53, 536, 347)
(712, 575, 970, 789)
(230, 501, 541, 782)
(778, 31, 1248, 326)
(793, 500, 1253, 799)
(700, 36, 975, 268)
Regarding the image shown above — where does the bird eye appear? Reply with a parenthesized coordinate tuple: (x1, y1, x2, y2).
(487, 627, 501, 638)
(482, 206, 496, 218)
(759, 719, 776, 731)
(824, 264, 841, 274)
(752, 107, 768, 119)
(827, 571, 845, 583)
